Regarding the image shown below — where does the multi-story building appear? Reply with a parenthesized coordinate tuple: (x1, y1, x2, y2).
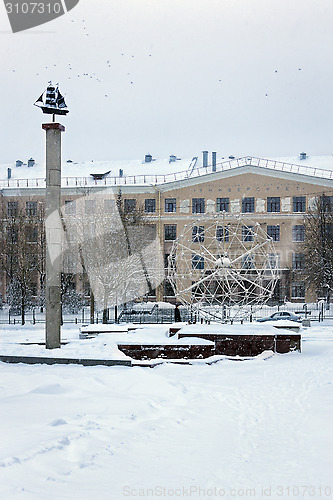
(1, 152, 333, 304)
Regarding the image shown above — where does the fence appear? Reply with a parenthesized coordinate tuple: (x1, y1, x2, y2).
(0, 301, 332, 326)
(0, 305, 187, 325)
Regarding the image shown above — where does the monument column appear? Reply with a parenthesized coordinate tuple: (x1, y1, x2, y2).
(42, 122, 65, 349)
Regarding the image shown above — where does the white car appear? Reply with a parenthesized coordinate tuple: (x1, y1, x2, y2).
(257, 311, 301, 323)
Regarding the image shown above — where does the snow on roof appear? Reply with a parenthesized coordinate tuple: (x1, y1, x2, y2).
(1, 154, 333, 189)
(273, 155, 333, 172)
(1, 157, 195, 180)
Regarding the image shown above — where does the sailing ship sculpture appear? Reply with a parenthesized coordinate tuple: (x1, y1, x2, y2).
(34, 82, 69, 120)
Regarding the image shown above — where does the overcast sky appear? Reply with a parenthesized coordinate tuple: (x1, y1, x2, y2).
(1, 0, 333, 164)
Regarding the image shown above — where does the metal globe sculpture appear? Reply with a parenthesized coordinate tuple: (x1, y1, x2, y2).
(167, 215, 279, 321)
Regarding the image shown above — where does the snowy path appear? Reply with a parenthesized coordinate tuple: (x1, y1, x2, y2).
(0, 326, 332, 499)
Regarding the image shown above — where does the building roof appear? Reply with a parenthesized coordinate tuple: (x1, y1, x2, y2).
(1, 154, 333, 190)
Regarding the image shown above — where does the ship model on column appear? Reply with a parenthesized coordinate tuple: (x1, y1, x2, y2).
(34, 82, 69, 121)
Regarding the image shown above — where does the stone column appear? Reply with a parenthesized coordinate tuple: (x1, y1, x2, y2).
(42, 122, 65, 349)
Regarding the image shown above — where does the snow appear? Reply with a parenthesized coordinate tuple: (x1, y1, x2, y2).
(0, 157, 195, 182)
(80, 324, 130, 333)
(0, 323, 216, 359)
(177, 322, 299, 336)
(2, 154, 333, 188)
(0, 321, 332, 499)
(274, 154, 333, 172)
(131, 301, 175, 312)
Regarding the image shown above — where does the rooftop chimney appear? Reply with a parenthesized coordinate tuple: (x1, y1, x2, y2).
(202, 150, 208, 168)
(16, 160, 23, 167)
(7, 168, 11, 179)
(145, 154, 152, 163)
(28, 158, 35, 168)
(119, 169, 123, 177)
(300, 152, 307, 160)
(212, 152, 217, 172)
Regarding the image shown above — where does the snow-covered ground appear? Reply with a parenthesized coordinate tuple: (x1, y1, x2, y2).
(0, 321, 332, 499)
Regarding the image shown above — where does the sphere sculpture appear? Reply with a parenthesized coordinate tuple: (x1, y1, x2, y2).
(167, 216, 279, 321)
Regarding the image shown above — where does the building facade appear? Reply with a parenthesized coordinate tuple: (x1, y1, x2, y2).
(1, 155, 333, 305)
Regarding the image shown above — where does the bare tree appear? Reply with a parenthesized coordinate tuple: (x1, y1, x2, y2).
(0, 196, 45, 324)
(61, 190, 164, 324)
(302, 194, 333, 305)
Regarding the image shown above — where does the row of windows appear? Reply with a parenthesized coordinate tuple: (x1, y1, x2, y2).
(11, 195, 306, 218)
(62, 196, 308, 216)
(13, 194, 333, 218)
(190, 253, 305, 271)
(218, 196, 307, 214)
(164, 224, 306, 242)
(189, 280, 305, 298)
(266, 224, 304, 242)
(7, 201, 39, 217)
(152, 196, 307, 214)
(6, 226, 41, 244)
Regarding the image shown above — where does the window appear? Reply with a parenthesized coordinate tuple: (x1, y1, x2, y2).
(7, 202, 18, 217)
(216, 226, 229, 242)
(26, 226, 38, 243)
(26, 201, 37, 217)
(293, 196, 306, 213)
(267, 225, 280, 241)
(7, 227, 18, 243)
(242, 197, 254, 213)
(291, 282, 305, 298)
(124, 199, 136, 212)
(242, 225, 254, 242)
(148, 224, 157, 238)
(164, 281, 175, 296)
(267, 253, 280, 269)
(292, 253, 305, 270)
(164, 224, 177, 241)
(216, 197, 229, 212)
(165, 253, 176, 270)
(28, 253, 38, 270)
(323, 223, 333, 238)
(145, 199, 156, 213)
(293, 225, 305, 242)
(63, 254, 76, 273)
(192, 281, 205, 298)
(65, 227, 76, 245)
(242, 255, 254, 269)
(85, 199, 96, 215)
(29, 280, 38, 296)
(267, 197, 280, 213)
(84, 282, 91, 297)
(165, 198, 176, 213)
(320, 195, 333, 212)
(104, 198, 116, 212)
(192, 198, 205, 214)
(192, 225, 204, 242)
(192, 254, 204, 270)
(65, 200, 76, 215)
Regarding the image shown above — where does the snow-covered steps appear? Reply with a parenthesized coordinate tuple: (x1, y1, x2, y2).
(176, 323, 301, 356)
(0, 354, 131, 367)
(117, 343, 215, 361)
(79, 324, 136, 339)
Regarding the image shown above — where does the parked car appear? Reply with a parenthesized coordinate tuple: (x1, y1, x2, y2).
(257, 311, 301, 323)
